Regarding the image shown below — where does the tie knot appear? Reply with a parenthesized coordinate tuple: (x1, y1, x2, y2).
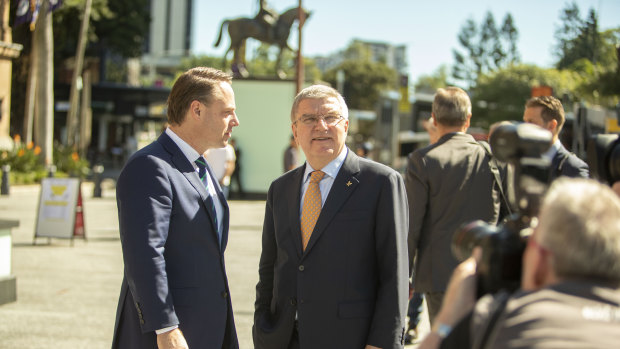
(309, 170, 325, 183)
(195, 156, 207, 169)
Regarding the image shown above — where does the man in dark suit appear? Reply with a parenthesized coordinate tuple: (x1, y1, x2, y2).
(112, 67, 240, 349)
(253, 85, 409, 349)
(406, 87, 505, 325)
(523, 96, 589, 180)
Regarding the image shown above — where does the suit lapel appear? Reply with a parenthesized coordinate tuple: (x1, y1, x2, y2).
(287, 166, 305, 259)
(158, 133, 222, 248)
(303, 150, 360, 257)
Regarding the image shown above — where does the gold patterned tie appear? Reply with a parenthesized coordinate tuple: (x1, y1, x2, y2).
(301, 170, 325, 251)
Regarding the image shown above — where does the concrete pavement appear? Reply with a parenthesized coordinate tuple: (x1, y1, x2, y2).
(0, 180, 428, 348)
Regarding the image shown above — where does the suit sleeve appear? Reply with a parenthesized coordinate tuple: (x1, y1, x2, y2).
(116, 154, 178, 332)
(254, 183, 277, 321)
(366, 170, 409, 349)
(405, 152, 429, 277)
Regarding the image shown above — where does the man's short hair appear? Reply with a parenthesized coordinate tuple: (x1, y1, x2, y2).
(290, 84, 349, 123)
(167, 67, 232, 125)
(432, 87, 472, 127)
(538, 178, 620, 282)
(525, 96, 565, 134)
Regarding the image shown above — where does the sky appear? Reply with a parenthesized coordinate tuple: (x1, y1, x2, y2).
(192, 0, 620, 85)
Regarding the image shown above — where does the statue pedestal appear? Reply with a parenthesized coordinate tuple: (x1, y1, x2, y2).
(0, 219, 18, 305)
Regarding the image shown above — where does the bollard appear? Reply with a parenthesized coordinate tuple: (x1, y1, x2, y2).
(1, 164, 10, 195)
(48, 164, 57, 178)
(92, 164, 104, 198)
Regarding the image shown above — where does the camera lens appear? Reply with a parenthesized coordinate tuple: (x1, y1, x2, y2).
(452, 220, 497, 262)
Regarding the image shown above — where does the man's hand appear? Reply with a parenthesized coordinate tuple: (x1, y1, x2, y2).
(157, 328, 189, 349)
(365, 345, 382, 349)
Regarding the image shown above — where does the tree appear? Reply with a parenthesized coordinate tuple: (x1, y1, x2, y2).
(554, 2, 619, 107)
(555, 4, 605, 69)
(414, 65, 450, 93)
(471, 64, 580, 128)
(323, 59, 397, 111)
(452, 12, 520, 87)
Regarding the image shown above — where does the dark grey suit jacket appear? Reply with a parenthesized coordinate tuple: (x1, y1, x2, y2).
(253, 149, 409, 349)
(550, 143, 590, 180)
(406, 133, 503, 293)
(112, 132, 238, 349)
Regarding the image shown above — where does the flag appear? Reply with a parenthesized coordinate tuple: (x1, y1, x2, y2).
(14, 0, 32, 26)
(14, 0, 63, 30)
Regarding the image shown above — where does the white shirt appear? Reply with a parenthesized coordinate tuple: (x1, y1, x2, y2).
(205, 144, 236, 186)
(165, 128, 224, 241)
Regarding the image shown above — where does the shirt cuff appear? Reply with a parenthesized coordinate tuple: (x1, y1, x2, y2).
(155, 325, 178, 335)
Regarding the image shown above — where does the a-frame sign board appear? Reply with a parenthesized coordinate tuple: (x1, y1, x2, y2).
(34, 178, 87, 246)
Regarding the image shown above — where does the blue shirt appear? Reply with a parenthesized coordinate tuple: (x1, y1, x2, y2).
(299, 147, 348, 216)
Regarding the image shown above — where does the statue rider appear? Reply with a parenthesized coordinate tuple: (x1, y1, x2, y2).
(255, 0, 279, 41)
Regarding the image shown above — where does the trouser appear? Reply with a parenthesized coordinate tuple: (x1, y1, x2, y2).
(407, 292, 424, 329)
(424, 291, 445, 326)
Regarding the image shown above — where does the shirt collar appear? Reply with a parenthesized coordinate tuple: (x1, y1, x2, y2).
(165, 127, 201, 167)
(544, 139, 561, 159)
(303, 147, 348, 182)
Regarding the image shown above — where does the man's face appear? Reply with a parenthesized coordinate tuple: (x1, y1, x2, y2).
(292, 97, 348, 170)
(200, 82, 239, 149)
(523, 106, 554, 133)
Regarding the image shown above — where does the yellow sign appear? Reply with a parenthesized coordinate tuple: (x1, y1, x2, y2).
(606, 117, 620, 133)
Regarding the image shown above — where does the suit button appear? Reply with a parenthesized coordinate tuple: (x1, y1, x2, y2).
(290, 298, 297, 305)
(221, 291, 228, 298)
(298, 265, 304, 271)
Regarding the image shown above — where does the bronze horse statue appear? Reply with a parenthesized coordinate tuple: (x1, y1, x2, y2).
(214, 7, 311, 78)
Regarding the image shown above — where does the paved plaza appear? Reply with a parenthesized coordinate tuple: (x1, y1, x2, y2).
(0, 180, 428, 348)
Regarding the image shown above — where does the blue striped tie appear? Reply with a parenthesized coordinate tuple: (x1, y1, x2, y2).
(195, 156, 219, 238)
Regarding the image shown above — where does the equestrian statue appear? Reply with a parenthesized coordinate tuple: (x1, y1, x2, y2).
(214, 1, 311, 79)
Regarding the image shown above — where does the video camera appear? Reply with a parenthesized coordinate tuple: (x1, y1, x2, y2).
(452, 122, 552, 296)
(587, 133, 620, 186)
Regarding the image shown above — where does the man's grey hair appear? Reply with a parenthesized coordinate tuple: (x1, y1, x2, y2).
(538, 178, 620, 282)
(290, 84, 349, 123)
(432, 87, 471, 127)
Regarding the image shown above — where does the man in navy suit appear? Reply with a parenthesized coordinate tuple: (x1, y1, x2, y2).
(112, 67, 240, 349)
(253, 85, 409, 349)
(523, 96, 589, 180)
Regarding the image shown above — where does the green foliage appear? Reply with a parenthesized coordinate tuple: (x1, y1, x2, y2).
(323, 60, 397, 111)
(555, 4, 606, 69)
(471, 64, 580, 128)
(52, 0, 150, 81)
(0, 135, 45, 173)
(53, 143, 91, 178)
(553, 2, 620, 106)
(414, 65, 451, 93)
(0, 136, 90, 184)
(452, 12, 520, 87)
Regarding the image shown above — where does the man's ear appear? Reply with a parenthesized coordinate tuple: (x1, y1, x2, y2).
(547, 119, 558, 133)
(190, 100, 202, 119)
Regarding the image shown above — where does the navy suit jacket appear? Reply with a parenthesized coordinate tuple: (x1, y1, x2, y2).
(112, 132, 238, 349)
(253, 150, 409, 349)
(550, 143, 590, 180)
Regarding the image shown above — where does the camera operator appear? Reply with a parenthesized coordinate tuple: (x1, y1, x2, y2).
(522, 96, 589, 180)
(419, 177, 620, 349)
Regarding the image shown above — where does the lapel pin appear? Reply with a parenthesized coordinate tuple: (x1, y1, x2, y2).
(346, 181, 352, 187)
